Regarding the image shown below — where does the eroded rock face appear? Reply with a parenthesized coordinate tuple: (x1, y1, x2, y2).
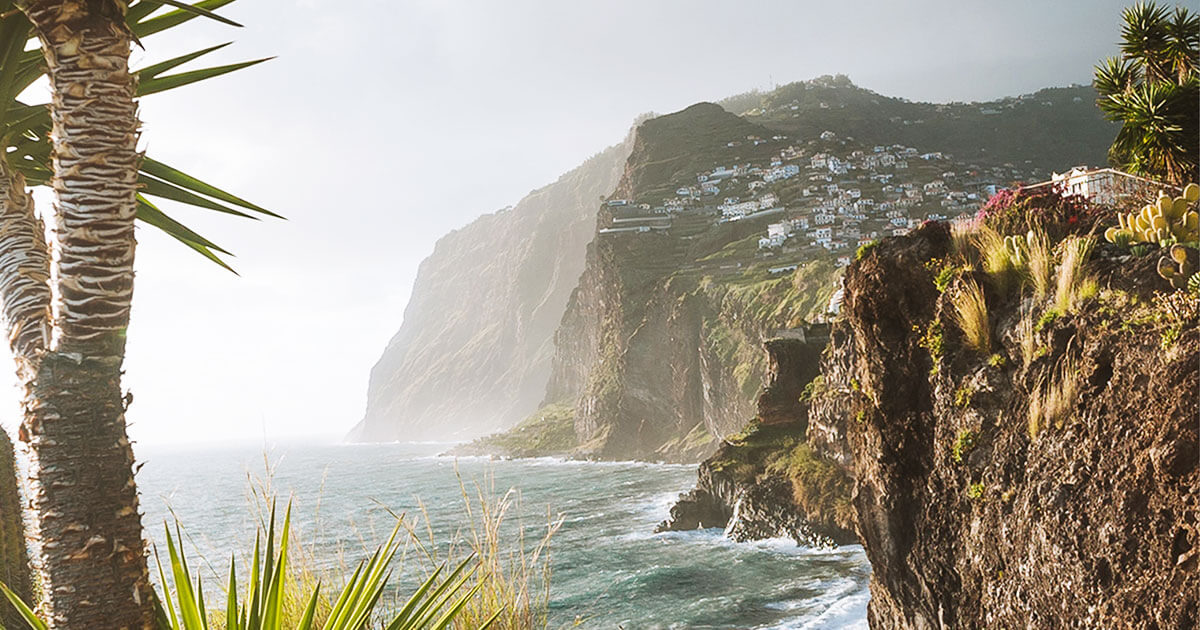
(756, 334, 826, 426)
(835, 223, 1199, 629)
(658, 331, 857, 547)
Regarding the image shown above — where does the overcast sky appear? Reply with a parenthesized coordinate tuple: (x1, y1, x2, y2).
(1, 0, 1136, 446)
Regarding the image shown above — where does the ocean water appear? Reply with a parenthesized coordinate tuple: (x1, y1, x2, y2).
(137, 442, 869, 629)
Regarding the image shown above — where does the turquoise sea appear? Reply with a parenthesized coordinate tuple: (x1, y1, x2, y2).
(137, 442, 870, 629)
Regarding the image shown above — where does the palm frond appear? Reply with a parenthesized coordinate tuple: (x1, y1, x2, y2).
(0, 0, 279, 272)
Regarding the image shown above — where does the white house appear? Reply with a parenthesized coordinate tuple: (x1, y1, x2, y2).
(767, 220, 795, 239)
(758, 233, 787, 249)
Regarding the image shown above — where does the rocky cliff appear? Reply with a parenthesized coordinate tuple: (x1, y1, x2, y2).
(544, 103, 841, 461)
(656, 334, 859, 547)
(828, 222, 1197, 628)
(348, 135, 634, 442)
(354, 77, 1118, 449)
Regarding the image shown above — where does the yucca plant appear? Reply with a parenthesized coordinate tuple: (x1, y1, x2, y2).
(0, 1, 279, 625)
(2, 503, 500, 630)
(1094, 2, 1199, 185)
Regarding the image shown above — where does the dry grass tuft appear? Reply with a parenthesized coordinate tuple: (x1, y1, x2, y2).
(1028, 347, 1079, 439)
(952, 277, 991, 353)
(1025, 226, 1054, 302)
(973, 225, 1017, 292)
(1054, 236, 1096, 313)
(404, 469, 563, 630)
(1017, 308, 1038, 369)
(951, 220, 979, 261)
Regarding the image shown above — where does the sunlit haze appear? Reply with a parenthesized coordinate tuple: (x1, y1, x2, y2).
(1, 0, 1131, 446)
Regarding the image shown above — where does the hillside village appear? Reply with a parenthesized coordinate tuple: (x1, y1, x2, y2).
(601, 128, 1041, 269)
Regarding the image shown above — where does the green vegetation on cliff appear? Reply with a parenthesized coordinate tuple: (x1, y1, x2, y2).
(446, 404, 577, 459)
(724, 75, 1116, 172)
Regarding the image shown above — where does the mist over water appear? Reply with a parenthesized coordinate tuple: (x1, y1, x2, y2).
(138, 442, 868, 629)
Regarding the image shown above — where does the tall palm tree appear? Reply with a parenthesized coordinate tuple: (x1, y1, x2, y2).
(1094, 2, 1200, 185)
(0, 1, 274, 626)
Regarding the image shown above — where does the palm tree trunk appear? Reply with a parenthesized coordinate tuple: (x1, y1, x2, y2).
(15, 1, 153, 627)
(0, 430, 32, 627)
(0, 103, 46, 626)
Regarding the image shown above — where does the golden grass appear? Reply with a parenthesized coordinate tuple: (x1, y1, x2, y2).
(1028, 348, 1079, 439)
(1017, 308, 1037, 369)
(1025, 226, 1054, 302)
(972, 225, 1019, 293)
(1054, 236, 1096, 314)
(402, 469, 563, 630)
(951, 277, 991, 353)
(199, 458, 560, 630)
(951, 221, 978, 261)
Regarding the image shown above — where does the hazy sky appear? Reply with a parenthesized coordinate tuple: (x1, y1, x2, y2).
(1, 0, 1136, 446)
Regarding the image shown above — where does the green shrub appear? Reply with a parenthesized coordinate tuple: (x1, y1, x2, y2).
(918, 320, 944, 375)
(953, 384, 975, 408)
(770, 444, 856, 533)
(951, 430, 977, 464)
(855, 240, 878, 261)
(798, 375, 826, 403)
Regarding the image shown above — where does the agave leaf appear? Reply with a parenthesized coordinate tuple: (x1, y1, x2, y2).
(403, 557, 478, 629)
(384, 564, 446, 630)
(296, 583, 321, 630)
(165, 523, 206, 630)
(225, 558, 240, 630)
(428, 581, 485, 630)
(154, 539, 182, 630)
(323, 562, 366, 629)
(0, 581, 47, 630)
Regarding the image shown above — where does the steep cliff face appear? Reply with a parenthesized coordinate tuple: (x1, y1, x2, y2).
(544, 104, 839, 461)
(349, 137, 633, 442)
(831, 223, 1198, 629)
(657, 334, 858, 546)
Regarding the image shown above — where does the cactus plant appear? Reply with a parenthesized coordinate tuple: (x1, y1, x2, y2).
(1004, 234, 1028, 266)
(1105, 185, 1200, 246)
(1157, 244, 1198, 290)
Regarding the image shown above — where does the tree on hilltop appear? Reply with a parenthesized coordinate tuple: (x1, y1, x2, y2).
(1094, 1, 1199, 185)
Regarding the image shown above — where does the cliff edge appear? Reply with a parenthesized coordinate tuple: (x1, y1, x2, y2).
(836, 222, 1197, 628)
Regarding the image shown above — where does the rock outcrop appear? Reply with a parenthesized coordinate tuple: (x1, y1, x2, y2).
(657, 333, 857, 547)
(831, 223, 1198, 629)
